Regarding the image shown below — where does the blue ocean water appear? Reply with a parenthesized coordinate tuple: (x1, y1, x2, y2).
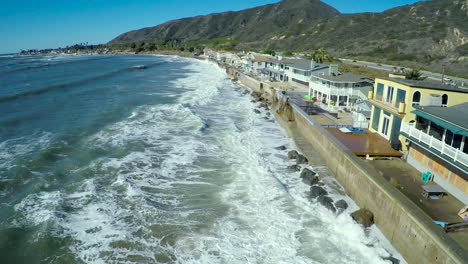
(0, 54, 403, 264)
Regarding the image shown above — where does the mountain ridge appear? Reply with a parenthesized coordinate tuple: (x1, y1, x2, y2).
(109, 0, 340, 44)
(109, 0, 468, 76)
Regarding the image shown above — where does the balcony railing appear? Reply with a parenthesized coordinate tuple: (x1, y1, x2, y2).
(310, 83, 368, 100)
(401, 122, 468, 168)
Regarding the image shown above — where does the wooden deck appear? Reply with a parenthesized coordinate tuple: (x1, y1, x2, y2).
(326, 128, 402, 157)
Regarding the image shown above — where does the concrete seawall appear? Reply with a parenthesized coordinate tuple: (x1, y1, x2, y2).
(228, 67, 468, 264)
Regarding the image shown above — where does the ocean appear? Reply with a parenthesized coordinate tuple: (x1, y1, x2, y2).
(0, 54, 403, 264)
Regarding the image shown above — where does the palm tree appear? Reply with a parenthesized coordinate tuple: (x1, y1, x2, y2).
(313, 48, 331, 63)
(405, 69, 426, 80)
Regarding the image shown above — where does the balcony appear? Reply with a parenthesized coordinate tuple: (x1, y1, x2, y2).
(400, 123, 468, 168)
(310, 82, 368, 99)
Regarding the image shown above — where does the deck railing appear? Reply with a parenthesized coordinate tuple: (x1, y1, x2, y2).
(401, 122, 468, 168)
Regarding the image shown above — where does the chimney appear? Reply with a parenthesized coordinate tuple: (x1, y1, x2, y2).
(311, 59, 316, 69)
(329, 64, 339, 76)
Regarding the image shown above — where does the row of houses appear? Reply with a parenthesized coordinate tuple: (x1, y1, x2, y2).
(205, 49, 467, 204)
(206, 49, 375, 126)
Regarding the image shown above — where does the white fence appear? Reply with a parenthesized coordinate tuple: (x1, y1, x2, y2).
(401, 122, 468, 168)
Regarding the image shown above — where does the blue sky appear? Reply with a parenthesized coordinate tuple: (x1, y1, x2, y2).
(0, 0, 423, 54)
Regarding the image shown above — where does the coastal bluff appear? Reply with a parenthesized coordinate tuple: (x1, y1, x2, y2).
(224, 65, 468, 264)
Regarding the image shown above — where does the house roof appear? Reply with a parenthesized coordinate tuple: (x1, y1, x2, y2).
(413, 103, 468, 132)
(265, 58, 302, 64)
(289, 60, 329, 71)
(381, 77, 468, 93)
(252, 56, 272, 62)
(313, 73, 373, 83)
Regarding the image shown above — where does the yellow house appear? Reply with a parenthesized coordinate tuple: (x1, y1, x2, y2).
(369, 77, 468, 204)
(368, 77, 468, 149)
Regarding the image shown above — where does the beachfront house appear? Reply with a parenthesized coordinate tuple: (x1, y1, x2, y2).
(227, 54, 244, 68)
(203, 48, 214, 58)
(216, 52, 231, 63)
(240, 54, 254, 72)
(250, 55, 271, 75)
(400, 103, 468, 204)
(309, 65, 374, 112)
(286, 60, 329, 89)
(260, 57, 297, 82)
(368, 77, 468, 150)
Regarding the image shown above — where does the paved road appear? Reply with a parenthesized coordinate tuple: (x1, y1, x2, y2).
(340, 58, 467, 86)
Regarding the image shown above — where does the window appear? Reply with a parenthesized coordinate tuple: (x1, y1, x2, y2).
(412, 91, 421, 106)
(391, 116, 402, 143)
(463, 137, 468, 154)
(372, 107, 381, 130)
(386, 86, 394, 103)
(395, 89, 406, 107)
(442, 94, 448, 107)
(354, 84, 361, 88)
(428, 122, 444, 141)
(453, 134, 463, 149)
(381, 116, 390, 136)
(415, 116, 429, 132)
(376, 83, 384, 100)
(444, 129, 454, 145)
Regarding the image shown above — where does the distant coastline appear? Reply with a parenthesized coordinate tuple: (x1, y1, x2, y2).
(17, 48, 198, 58)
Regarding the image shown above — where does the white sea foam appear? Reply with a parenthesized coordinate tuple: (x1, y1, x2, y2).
(12, 58, 405, 264)
(171, 61, 229, 106)
(169, 86, 404, 264)
(0, 132, 53, 171)
(13, 191, 61, 226)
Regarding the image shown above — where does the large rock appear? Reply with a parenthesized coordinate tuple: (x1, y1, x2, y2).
(275, 145, 287, 150)
(300, 168, 319, 186)
(287, 165, 301, 172)
(318, 196, 336, 213)
(296, 154, 308, 165)
(287, 150, 299, 159)
(254, 109, 261, 114)
(334, 199, 348, 210)
(351, 209, 374, 227)
(310, 186, 327, 198)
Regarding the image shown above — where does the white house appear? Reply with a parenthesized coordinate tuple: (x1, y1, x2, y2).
(309, 65, 374, 111)
(286, 60, 329, 87)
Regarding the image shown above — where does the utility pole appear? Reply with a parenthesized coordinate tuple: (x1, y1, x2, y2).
(441, 64, 446, 84)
